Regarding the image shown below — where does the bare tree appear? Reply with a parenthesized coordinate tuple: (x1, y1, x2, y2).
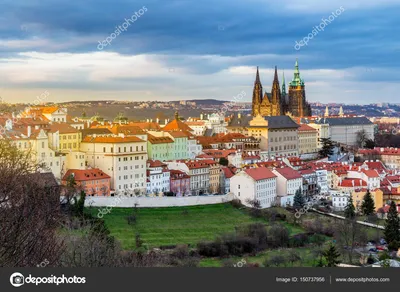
(333, 218, 368, 264)
(0, 139, 65, 267)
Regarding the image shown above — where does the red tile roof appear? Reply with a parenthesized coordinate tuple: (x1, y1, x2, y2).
(82, 135, 144, 143)
(163, 118, 193, 132)
(298, 123, 317, 132)
(221, 167, 236, 179)
(338, 178, 367, 187)
(361, 169, 380, 178)
(245, 167, 277, 181)
(273, 167, 302, 180)
(62, 168, 110, 181)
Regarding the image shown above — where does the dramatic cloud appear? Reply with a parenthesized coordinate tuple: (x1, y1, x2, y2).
(0, 0, 399, 104)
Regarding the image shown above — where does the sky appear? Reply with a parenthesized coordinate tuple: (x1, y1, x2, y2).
(0, 0, 399, 104)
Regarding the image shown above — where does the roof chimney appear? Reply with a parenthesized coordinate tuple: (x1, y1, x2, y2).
(27, 126, 31, 138)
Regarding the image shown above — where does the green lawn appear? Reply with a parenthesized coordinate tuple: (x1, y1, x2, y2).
(87, 203, 273, 249)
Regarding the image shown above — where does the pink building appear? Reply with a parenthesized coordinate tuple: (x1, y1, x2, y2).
(170, 169, 190, 196)
(62, 168, 111, 196)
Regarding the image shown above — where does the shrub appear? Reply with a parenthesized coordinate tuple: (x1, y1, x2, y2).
(269, 224, 290, 248)
(230, 199, 243, 209)
(172, 245, 190, 260)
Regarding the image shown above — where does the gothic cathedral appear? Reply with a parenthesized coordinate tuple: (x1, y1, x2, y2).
(251, 60, 312, 117)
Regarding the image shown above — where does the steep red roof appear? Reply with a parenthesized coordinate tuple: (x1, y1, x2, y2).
(163, 118, 193, 132)
(221, 167, 236, 179)
(245, 167, 277, 181)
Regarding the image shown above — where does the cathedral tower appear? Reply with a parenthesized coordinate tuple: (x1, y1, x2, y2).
(288, 59, 311, 117)
(270, 66, 282, 116)
(252, 66, 263, 116)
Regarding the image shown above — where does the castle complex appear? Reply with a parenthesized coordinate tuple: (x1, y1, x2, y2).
(252, 60, 312, 118)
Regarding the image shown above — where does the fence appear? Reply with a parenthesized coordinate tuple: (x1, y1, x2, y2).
(84, 193, 235, 208)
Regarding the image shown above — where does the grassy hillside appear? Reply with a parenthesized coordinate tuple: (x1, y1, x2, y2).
(88, 203, 270, 249)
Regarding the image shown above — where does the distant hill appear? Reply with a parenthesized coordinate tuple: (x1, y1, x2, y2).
(176, 99, 226, 105)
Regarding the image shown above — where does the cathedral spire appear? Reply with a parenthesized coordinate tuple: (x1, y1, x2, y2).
(255, 66, 261, 84)
(290, 58, 304, 87)
(324, 106, 329, 117)
(282, 70, 286, 95)
(273, 66, 278, 81)
(339, 106, 344, 117)
(252, 66, 263, 116)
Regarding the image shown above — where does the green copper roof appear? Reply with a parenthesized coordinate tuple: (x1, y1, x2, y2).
(290, 59, 304, 86)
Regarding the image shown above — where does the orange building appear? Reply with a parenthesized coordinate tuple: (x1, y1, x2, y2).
(62, 168, 111, 196)
(352, 188, 384, 212)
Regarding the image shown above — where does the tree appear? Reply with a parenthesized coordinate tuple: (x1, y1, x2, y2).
(265, 255, 285, 267)
(344, 196, 356, 219)
(365, 139, 375, 149)
(334, 219, 368, 264)
(361, 190, 375, 216)
(219, 157, 229, 166)
(384, 201, 400, 250)
(318, 138, 335, 158)
(356, 129, 368, 148)
(246, 199, 262, 218)
(0, 139, 64, 267)
(287, 250, 301, 267)
(323, 244, 341, 267)
(293, 187, 305, 210)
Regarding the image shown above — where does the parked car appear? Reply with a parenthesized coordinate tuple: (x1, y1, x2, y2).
(368, 248, 378, 253)
(376, 245, 388, 251)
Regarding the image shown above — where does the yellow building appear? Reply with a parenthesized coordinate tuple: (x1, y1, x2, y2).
(48, 123, 82, 152)
(4, 127, 65, 179)
(297, 123, 318, 154)
(352, 189, 384, 212)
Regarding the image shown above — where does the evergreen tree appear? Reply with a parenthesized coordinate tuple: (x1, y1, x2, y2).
(361, 190, 375, 216)
(293, 187, 305, 210)
(318, 138, 335, 158)
(344, 196, 356, 219)
(323, 243, 341, 267)
(384, 201, 400, 249)
(219, 157, 229, 166)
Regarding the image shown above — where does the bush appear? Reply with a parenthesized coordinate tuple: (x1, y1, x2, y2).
(388, 240, 400, 251)
(289, 233, 310, 247)
(269, 224, 290, 248)
(172, 245, 190, 260)
(237, 223, 268, 250)
(230, 199, 243, 209)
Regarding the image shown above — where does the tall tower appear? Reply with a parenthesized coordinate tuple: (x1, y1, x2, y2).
(324, 106, 329, 117)
(281, 70, 288, 113)
(252, 66, 263, 116)
(270, 66, 282, 116)
(339, 106, 344, 117)
(288, 59, 310, 117)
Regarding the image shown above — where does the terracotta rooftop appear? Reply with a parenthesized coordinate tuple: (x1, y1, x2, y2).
(82, 135, 145, 143)
(48, 123, 79, 134)
(273, 167, 302, 180)
(245, 167, 277, 181)
(62, 168, 111, 181)
(147, 134, 174, 144)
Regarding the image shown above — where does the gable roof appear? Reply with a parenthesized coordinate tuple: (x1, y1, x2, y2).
(244, 167, 277, 181)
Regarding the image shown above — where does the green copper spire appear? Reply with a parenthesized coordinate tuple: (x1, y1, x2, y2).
(290, 59, 304, 87)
